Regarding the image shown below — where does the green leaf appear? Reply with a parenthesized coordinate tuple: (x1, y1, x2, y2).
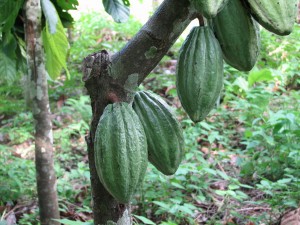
(42, 6, 70, 79)
(41, 0, 58, 34)
(228, 184, 239, 190)
(259, 180, 271, 189)
(102, 0, 130, 23)
(54, 6, 75, 28)
(0, 0, 24, 32)
(248, 69, 274, 87)
(208, 131, 220, 144)
(133, 215, 156, 225)
(215, 190, 227, 196)
(232, 77, 249, 92)
(52, 0, 78, 28)
(171, 182, 185, 189)
(0, 0, 11, 22)
(217, 170, 229, 180)
(15, 33, 27, 72)
(1, 31, 17, 58)
(200, 121, 214, 131)
(277, 178, 292, 184)
(203, 168, 217, 175)
(56, 0, 78, 10)
(238, 183, 253, 189)
(153, 201, 170, 209)
(178, 205, 194, 216)
(0, 51, 17, 83)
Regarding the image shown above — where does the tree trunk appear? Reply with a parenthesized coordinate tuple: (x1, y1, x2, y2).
(24, 1, 60, 224)
(297, 1, 300, 24)
(82, 0, 196, 224)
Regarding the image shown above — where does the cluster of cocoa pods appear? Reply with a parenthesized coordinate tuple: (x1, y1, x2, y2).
(177, 0, 297, 122)
(93, 0, 298, 203)
(94, 92, 184, 203)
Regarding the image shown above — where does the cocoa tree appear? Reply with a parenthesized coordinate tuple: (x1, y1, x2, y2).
(83, 0, 298, 224)
(82, 0, 195, 223)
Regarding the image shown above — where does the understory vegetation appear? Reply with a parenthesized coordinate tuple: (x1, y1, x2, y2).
(0, 11, 299, 225)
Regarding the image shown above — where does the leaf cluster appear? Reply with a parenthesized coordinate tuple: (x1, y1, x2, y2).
(0, 0, 78, 83)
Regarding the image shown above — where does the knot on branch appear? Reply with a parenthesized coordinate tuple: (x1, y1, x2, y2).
(107, 92, 122, 103)
(82, 50, 111, 82)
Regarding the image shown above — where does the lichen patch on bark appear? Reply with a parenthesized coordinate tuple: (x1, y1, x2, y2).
(29, 80, 36, 99)
(117, 209, 131, 225)
(32, 102, 41, 115)
(36, 85, 43, 100)
(124, 73, 139, 101)
(48, 129, 53, 144)
(145, 46, 158, 59)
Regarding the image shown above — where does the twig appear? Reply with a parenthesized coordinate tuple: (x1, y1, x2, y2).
(217, 162, 227, 176)
(237, 206, 272, 212)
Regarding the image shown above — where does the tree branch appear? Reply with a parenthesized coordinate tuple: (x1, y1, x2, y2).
(110, 0, 196, 85)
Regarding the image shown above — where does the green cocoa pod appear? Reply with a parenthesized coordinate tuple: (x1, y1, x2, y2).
(94, 102, 148, 203)
(133, 91, 185, 175)
(191, 0, 229, 18)
(176, 26, 224, 123)
(245, 0, 297, 36)
(212, 0, 260, 71)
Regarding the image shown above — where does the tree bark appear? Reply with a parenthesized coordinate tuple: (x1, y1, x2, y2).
(82, 0, 196, 224)
(297, 1, 300, 24)
(24, 1, 60, 224)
